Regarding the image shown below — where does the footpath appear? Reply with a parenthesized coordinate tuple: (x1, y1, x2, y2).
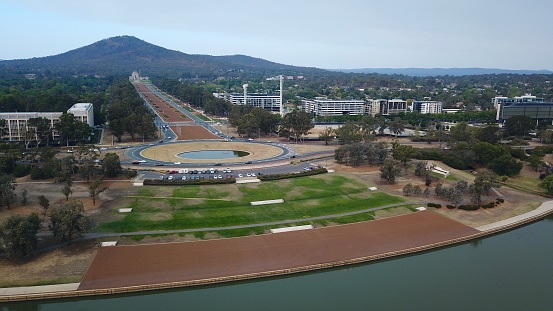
(2, 200, 553, 300)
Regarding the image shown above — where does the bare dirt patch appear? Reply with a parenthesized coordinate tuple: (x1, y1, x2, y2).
(0, 240, 98, 288)
(171, 125, 219, 140)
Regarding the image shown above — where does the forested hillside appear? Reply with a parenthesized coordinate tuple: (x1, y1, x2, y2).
(0, 36, 321, 79)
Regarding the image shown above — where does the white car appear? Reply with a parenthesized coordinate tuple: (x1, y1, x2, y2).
(168, 176, 174, 180)
(100, 147, 107, 151)
(225, 168, 232, 173)
(181, 176, 187, 180)
(174, 162, 181, 165)
(138, 160, 147, 163)
(238, 174, 243, 178)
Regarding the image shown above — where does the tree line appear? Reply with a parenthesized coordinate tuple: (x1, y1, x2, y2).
(108, 78, 158, 142)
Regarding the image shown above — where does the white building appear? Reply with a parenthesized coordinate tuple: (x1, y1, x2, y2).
(301, 99, 365, 116)
(0, 112, 62, 142)
(411, 101, 443, 114)
(215, 93, 281, 113)
(67, 103, 94, 127)
(0, 103, 94, 142)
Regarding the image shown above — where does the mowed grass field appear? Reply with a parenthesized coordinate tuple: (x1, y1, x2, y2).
(96, 174, 406, 233)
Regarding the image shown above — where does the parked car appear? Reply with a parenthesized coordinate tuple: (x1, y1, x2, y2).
(245, 161, 253, 164)
(132, 161, 139, 165)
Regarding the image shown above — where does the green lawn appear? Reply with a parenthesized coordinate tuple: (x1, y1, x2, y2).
(96, 174, 406, 233)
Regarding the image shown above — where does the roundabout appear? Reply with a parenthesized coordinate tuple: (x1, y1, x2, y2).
(126, 140, 296, 166)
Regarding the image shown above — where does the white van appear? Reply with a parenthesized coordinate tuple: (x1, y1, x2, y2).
(178, 169, 188, 174)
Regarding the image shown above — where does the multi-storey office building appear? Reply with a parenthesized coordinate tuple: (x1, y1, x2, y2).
(301, 99, 365, 116)
(492, 95, 544, 109)
(496, 101, 553, 124)
(0, 103, 94, 142)
(411, 101, 443, 114)
(382, 99, 408, 115)
(214, 93, 281, 113)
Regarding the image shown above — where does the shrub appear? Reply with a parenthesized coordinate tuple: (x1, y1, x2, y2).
(14, 164, 31, 177)
(143, 177, 236, 186)
(427, 203, 441, 208)
(258, 168, 327, 181)
(459, 204, 480, 211)
(446, 204, 456, 209)
(496, 198, 504, 203)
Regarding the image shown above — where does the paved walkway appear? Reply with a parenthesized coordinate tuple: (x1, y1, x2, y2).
(2, 200, 553, 298)
(0, 283, 80, 296)
(476, 200, 553, 231)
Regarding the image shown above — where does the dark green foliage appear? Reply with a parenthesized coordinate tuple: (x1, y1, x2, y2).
(48, 200, 92, 245)
(458, 204, 480, 211)
(487, 154, 523, 177)
(13, 164, 31, 178)
(504, 115, 534, 137)
(446, 204, 456, 209)
(0, 175, 17, 210)
(258, 168, 328, 181)
(102, 153, 122, 178)
(335, 142, 389, 166)
(1, 214, 41, 259)
(528, 146, 553, 155)
(144, 177, 237, 185)
(380, 158, 402, 184)
(427, 203, 441, 208)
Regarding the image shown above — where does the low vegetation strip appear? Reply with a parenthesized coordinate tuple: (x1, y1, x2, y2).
(258, 168, 328, 181)
(95, 174, 405, 233)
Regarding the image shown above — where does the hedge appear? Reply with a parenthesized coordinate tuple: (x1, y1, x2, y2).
(427, 202, 442, 208)
(143, 177, 236, 186)
(258, 168, 328, 181)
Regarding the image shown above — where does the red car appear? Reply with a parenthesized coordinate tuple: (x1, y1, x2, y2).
(132, 161, 139, 165)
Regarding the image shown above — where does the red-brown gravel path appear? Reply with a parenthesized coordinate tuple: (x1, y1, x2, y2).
(78, 211, 478, 290)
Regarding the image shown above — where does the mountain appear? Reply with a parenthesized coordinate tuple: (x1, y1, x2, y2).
(0, 36, 321, 78)
(330, 67, 553, 76)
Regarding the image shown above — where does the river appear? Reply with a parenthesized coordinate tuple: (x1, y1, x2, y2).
(2, 215, 553, 311)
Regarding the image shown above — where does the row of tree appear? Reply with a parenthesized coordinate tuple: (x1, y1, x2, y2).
(108, 79, 157, 142)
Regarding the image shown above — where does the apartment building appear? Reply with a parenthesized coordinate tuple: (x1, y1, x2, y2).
(301, 99, 365, 116)
(411, 101, 443, 114)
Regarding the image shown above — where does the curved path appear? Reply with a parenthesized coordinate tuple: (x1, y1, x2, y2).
(2, 201, 553, 301)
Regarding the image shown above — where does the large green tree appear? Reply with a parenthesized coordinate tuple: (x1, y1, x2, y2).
(102, 153, 122, 177)
(380, 158, 402, 184)
(1, 214, 41, 259)
(279, 110, 313, 143)
(48, 200, 92, 245)
(504, 115, 534, 137)
(0, 174, 17, 210)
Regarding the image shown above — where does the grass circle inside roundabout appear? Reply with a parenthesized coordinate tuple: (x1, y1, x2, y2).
(140, 141, 285, 164)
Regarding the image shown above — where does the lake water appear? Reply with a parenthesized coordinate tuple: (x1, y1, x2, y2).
(3, 216, 553, 311)
(177, 150, 250, 159)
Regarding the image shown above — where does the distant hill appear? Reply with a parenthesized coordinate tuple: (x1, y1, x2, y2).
(330, 67, 553, 77)
(0, 36, 322, 78)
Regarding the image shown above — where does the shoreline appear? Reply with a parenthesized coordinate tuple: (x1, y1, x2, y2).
(2, 200, 553, 302)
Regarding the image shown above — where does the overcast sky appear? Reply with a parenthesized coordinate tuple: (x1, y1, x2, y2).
(1, 0, 552, 70)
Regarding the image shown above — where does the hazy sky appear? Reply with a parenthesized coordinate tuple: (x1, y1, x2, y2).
(1, 0, 552, 70)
